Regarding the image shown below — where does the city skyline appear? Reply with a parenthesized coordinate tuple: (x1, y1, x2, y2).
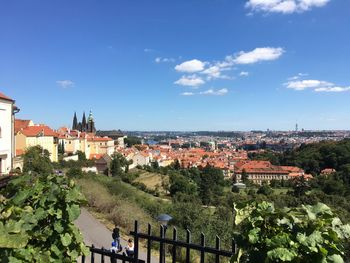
(1, 0, 350, 131)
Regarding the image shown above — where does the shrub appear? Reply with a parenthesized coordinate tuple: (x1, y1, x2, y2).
(233, 201, 350, 262)
(0, 174, 88, 262)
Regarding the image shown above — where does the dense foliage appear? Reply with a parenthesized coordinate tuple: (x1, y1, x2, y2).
(110, 153, 130, 176)
(233, 202, 350, 263)
(23, 146, 53, 175)
(0, 174, 88, 262)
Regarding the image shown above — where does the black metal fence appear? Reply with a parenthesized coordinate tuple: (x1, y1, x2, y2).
(83, 221, 236, 263)
(81, 245, 145, 263)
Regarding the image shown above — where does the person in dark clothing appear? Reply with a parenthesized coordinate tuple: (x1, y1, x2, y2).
(112, 226, 122, 252)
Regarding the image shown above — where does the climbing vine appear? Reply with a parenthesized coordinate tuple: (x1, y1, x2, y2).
(0, 174, 89, 262)
(232, 201, 350, 263)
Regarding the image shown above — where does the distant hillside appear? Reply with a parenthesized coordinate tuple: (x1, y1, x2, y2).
(250, 139, 350, 174)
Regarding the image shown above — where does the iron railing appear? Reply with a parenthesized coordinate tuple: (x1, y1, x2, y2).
(82, 221, 236, 263)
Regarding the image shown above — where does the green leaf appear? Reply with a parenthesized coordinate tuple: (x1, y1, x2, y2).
(248, 228, 260, 244)
(267, 248, 297, 261)
(67, 204, 80, 221)
(54, 222, 64, 234)
(327, 254, 344, 263)
(61, 233, 72, 247)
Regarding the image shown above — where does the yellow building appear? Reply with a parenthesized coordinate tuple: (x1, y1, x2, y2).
(15, 124, 59, 162)
(87, 136, 114, 158)
(57, 127, 114, 159)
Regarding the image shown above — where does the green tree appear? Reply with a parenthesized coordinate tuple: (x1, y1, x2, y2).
(22, 146, 53, 175)
(292, 175, 310, 197)
(173, 159, 181, 170)
(124, 136, 142, 147)
(199, 165, 225, 205)
(110, 153, 128, 177)
(257, 183, 273, 195)
(76, 150, 87, 161)
(169, 173, 197, 196)
(241, 169, 249, 184)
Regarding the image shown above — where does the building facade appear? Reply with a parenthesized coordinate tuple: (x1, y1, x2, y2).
(0, 92, 16, 175)
(234, 160, 311, 185)
(15, 124, 59, 162)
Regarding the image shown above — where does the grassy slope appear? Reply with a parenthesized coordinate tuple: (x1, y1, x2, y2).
(76, 174, 168, 234)
(131, 169, 169, 195)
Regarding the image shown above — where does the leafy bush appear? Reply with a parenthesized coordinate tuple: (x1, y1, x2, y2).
(233, 201, 350, 263)
(0, 174, 88, 262)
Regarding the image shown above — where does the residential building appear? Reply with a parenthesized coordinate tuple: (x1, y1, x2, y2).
(15, 124, 59, 162)
(0, 92, 18, 175)
(234, 160, 311, 185)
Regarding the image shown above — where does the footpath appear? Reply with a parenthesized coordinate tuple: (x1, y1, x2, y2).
(75, 208, 158, 263)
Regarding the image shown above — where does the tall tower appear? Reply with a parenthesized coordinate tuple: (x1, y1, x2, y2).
(82, 112, 87, 132)
(295, 123, 298, 132)
(87, 110, 96, 133)
(72, 112, 78, 130)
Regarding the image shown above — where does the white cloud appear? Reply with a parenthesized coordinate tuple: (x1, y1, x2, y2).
(56, 80, 74, 89)
(200, 88, 228, 96)
(240, 71, 249, 77)
(155, 57, 175, 63)
(180, 92, 195, 96)
(288, 72, 308, 80)
(174, 75, 205, 87)
(234, 47, 284, 64)
(246, 0, 331, 14)
(315, 86, 350, 92)
(201, 65, 231, 80)
(175, 59, 206, 73)
(285, 78, 350, 92)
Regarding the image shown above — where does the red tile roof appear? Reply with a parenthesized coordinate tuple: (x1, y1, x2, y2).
(89, 153, 104, 159)
(0, 92, 14, 102)
(87, 136, 113, 142)
(20, 125, 58, 137)
(15, 119, 32, 133)
(16, 149, 24, 156)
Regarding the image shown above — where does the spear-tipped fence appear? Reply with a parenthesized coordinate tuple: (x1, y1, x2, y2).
(81, 220, 236, 263)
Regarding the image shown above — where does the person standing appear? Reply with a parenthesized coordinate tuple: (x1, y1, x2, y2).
(112, 226, 121, 252)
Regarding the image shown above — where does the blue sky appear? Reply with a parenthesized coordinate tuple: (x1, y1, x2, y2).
(1, 0, 350, 131)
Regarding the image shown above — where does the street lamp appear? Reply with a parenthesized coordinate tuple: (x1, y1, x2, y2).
(157, 214, 172, 263)
(157, 214, 172, 229)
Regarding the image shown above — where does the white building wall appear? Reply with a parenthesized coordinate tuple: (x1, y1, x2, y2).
(0, 99, 13, 174)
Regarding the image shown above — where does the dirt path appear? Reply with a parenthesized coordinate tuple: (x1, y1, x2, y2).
(75, 207, 158, 263)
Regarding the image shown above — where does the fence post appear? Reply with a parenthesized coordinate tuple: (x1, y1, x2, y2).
(81, 255, 85, 263)
(159, 225, 165, 263)
(111, 250, 117, 263)
(91, 244, 95, 263)
(232, 238, 237, 255)
(215, 236, 221, 263)
(200, 233, 205, 263)
(147, 224, 152, 263)
(172, 227, 177, 263)
(186, 229, 191, 263)
(134, 221, 139, 262)
(101, 247, 105, 263)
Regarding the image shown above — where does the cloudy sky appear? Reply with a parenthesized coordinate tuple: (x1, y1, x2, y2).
(1, 0, 350, 131)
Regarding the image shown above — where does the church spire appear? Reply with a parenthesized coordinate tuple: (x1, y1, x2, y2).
(72, 112, 78, 130)
(87, 110, 96, 133)
(82, 111, 87, 131)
